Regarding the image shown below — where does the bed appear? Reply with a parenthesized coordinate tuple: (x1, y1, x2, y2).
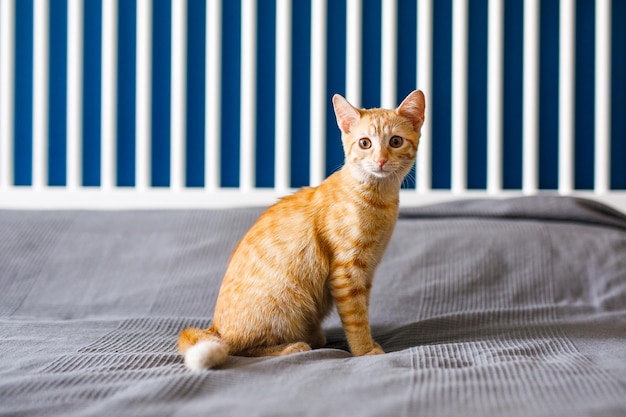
(1, 196, 625, 416)
(1, 1, 625, 416)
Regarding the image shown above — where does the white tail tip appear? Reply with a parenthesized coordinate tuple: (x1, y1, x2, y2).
(184, 340, 229, 370)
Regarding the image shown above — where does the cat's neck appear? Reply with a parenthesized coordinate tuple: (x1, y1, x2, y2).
(339, 165, 402, 208)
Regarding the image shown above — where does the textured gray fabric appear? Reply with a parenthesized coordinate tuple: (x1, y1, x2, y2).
(0, 196, 625, 416)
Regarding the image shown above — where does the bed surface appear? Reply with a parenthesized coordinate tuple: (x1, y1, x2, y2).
(1, 196, 625, 416)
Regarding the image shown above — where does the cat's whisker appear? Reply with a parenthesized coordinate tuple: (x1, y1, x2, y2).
(403, 172, 411, 185)
(401, 171, 416, 189)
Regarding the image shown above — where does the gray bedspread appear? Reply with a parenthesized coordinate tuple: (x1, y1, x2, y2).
(1, 196, 625, 416)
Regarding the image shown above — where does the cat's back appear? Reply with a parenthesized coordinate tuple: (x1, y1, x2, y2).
(226, 184, 326, 274)
(215, 184, 331, 329)
(251, 184, 319, 239)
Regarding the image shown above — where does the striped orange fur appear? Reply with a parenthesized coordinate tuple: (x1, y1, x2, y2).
(179, 90, 425, 370)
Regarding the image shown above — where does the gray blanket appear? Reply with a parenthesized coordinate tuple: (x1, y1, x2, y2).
(1, 196, 625, 416)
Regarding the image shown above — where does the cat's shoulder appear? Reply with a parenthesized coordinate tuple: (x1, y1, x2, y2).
(263, 185, 317, 217)
(264, 170, 345, 216)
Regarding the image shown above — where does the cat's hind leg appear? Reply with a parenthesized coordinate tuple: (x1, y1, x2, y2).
(238, 342, 312, 357)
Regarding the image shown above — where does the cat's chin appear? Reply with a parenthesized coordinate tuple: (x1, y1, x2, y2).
(362, 169, 398, 181)
(369, 171, 393, 179)
(348, 164, 403, 183)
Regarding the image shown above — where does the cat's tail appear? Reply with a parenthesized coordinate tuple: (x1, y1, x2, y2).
(178, 326, 229, 370)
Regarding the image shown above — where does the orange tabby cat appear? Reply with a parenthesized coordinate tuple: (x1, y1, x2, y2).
(179, 90, 425, 370)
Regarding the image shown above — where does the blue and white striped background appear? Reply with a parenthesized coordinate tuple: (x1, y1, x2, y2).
(0, 0, 625, 207)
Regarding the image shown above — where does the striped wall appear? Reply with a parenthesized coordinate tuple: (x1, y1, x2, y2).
(0, 0, 625, 208)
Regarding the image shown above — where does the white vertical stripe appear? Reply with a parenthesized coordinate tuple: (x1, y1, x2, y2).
(275, 0, 291, 193)
(558, 0, 575, 195)
(136, 0, 152, 189)
(594, 0, 611, 194)
(310, 0, 326, 187)
(0, 0, 15, 189)
(487, 0, 503, 194)
(170, 0, 187, 190)
(240, 0, 256, 192)
(380, 0, 397, 109)
(205, 0, 221, 191)
(66, 0, 83, 190)
(451, 0, 467, 194)
(345, 0, 361, 107)
(33, 0, 49, 189)
(101, 0, 118, 190)
(416, 0, 432, 193)
(522, 0, 539, 194)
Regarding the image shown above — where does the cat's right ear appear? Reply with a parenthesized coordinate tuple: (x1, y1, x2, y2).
(332, 94, 361, 134)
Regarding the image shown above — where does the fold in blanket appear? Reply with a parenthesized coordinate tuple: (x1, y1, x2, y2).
(400, 196, 626, 230)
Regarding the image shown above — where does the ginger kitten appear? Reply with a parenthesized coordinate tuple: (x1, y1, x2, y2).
(179, 90, 425, 370)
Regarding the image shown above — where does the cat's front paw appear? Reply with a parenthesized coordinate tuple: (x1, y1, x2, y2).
(280, 342, 312, 356)
(364, 342, 384, 355)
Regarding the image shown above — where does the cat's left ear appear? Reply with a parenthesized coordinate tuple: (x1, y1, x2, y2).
(396, 90, 425, 131)
(332, 94, 361, 134)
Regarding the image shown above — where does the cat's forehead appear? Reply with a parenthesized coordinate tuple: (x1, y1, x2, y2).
(353, 109, 413, 138)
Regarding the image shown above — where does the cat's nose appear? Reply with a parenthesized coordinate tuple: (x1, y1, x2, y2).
(377, 159, 388, 169)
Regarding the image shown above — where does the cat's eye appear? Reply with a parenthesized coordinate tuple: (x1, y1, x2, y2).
(359, 138, 372, 149)
(389, 136, 403, 148)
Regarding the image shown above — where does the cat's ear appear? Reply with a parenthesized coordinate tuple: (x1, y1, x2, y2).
(396, 90, 425, 131)
(332, 94, 361, 134)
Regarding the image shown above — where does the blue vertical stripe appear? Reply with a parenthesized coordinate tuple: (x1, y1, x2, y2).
(502, 0, 523, 190)
(611, 0, 626, 190)
(538, 0, 559, 190)
(574, 0, 595, 190)
(290, 0, 311, 188)
(49, 0, 68, 186)
(151, 0, 171, 187)
(83, 0, 102, 186)
(431, 0, 451, 189)
(14, 0, 33, 186)
(397, 0, 417, 189)
(117, 0, 137, 187)
(220, 0, 241, 188)
(467, 0, 487, 190)
(361, 0, 382, 109)
(396, 0, 417, 102)
(186, 0, 206, 187)
(325, 0, 347, 177)
(255, 0, 276, 188)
